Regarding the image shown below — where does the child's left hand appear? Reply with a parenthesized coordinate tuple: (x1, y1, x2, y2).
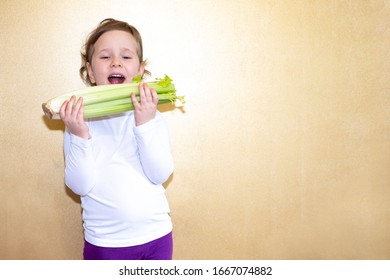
(131, 83, 158, 126)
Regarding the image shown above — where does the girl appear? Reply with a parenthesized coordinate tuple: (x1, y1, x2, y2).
(60, 18, 174, 260)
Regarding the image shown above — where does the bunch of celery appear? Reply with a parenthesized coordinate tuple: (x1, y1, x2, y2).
(42, 75, 184, 119)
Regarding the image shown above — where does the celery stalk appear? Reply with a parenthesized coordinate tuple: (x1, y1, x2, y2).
(42, 75, 184, 119)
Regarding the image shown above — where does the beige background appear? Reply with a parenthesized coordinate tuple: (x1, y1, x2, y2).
(0, 0, 389, 259)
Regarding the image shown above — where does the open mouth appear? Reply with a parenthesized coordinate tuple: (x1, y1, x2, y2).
(108, 74, 126, 84)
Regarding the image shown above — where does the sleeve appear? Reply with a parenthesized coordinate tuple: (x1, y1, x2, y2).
(63, 129, 97, 196)
(133, 112, 174, 185)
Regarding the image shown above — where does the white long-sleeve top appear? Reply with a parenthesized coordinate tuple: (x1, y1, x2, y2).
(63, 111, 174, 247)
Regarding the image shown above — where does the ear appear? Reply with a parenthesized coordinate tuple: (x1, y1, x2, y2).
(139, 61, 146, 78)
(86, 62, 96, 84)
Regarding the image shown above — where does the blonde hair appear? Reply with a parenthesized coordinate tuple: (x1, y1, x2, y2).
(80, 18, 150, 86)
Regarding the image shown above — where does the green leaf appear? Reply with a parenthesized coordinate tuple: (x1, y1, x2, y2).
(156, 74, 173, 87)
(132, 75, 142, 83)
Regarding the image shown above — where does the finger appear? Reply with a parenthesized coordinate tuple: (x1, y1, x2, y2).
(143, 83, 152, 103)
(59, 100, 68, 119)
(139, 83, 146, 104)
(72, 97, 82, 117)
(151, 88, 158, 105)
(76, 101, 85, 121)
(131, 92, 140, 108)
(72, 97, 83, 118)
(66, 96, 76, 116)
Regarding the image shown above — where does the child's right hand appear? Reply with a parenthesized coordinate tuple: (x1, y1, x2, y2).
(60, 96, 90, 140)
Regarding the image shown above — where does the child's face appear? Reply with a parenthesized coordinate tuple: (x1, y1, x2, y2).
(87, 30, 144, 85)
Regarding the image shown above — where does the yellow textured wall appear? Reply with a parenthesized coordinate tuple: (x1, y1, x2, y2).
(0, 0, 389, 259)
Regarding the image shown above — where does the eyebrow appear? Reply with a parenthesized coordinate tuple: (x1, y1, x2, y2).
(96, 48, 136, 54)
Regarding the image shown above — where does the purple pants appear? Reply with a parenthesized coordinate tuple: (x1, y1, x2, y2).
(83, 232, 173, 260)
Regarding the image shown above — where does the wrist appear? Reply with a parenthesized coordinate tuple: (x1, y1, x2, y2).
(78, 133, 90, 140)
(68, 127, 90, 140)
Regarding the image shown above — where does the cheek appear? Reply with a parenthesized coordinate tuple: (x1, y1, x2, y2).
(126, 64, 141, 75)
(89, 63, 105, 81)
(87, 66, 95, 83)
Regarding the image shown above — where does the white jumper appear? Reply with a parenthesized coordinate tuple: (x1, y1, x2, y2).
(63, 111, 173, 247)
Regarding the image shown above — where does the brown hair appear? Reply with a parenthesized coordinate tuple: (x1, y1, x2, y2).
(80, 18, 150, 86)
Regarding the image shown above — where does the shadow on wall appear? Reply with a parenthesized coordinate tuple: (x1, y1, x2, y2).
(41, 115, 65, 132)
(41, 115, 81, 204)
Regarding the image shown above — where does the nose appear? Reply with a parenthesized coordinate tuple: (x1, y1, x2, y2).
(111, 57, 122, 67)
